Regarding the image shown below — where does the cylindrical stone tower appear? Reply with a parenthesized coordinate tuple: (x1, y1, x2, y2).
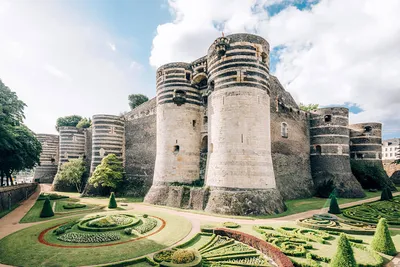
(145, 62, 202, 204)
(204, 33, 284, 215)
(310, 107, 365, 197)
(58, 126, 86, 165)
(349, 123, 395, 189)
(33, 134, 59, 183)
(90, 114, 125, 173)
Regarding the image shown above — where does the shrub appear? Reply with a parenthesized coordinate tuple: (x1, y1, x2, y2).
(171, 249, 196, 264)
(387, 187, 393, 199)
(108, 192, 117, 209)
(40, 198, 54, 218)
(371, 218, 397, 255)
(143, 214, 148, 218)
(222, 222, 240, 228)
(124, 227, 133, 235)
(381, 188, 390, 201)
(328, 194, 341, 214)
(153, 250, 174, 263)
(330, 233, 357, 267)
(38, 193, 69, 200)
(53, 220, 78, 235)
(63, 203, 86, 209)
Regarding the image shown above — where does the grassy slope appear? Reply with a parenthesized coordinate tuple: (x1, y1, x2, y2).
(0, 211, 192, 267)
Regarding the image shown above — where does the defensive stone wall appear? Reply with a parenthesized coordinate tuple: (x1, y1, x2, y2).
(309, 107, 365, 198)
(123, 98, 157, 196)
(0, 183, 37, 212)
(33, 134, 59, 183)
(349, 123, 395, 189)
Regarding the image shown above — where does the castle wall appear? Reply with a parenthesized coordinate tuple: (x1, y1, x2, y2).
(309, 108, 365, 197)
(269, 76, 314, 200)
(349, 123, 395, 189)
(123, 98, 157, 196)
(33, 134, 59, 183)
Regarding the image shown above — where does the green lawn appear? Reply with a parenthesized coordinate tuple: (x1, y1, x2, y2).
(20, 198, 104, 223)
(0, 210, 192, 267)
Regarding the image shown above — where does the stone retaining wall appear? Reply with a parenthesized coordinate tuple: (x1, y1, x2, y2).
(0, 183, 37, 212)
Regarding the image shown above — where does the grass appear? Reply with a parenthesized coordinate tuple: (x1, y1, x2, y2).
(0, 210, 192, 267)
(20, 198, 104, 223)
(0, 203, 20, 219)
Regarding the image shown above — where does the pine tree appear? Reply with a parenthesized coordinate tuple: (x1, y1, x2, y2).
(330, 233, 357, 267)
(108, 192, 117, 209)
(381, 188, 390, 201)
(328, 194, 341, 214)
(40, 197, 54, 218)
(371, 218, 397, 255)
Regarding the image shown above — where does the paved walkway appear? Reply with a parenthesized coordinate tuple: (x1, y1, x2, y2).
(1, 186, 399, 266)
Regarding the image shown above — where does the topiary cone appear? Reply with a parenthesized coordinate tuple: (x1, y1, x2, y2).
(387, 187, 393, 199)
(381, 188, 390, 201)
(108, 192, 117, 208)
(371, 218, 397, 256)
(40, 197, 54, 218)
(330, 233, 357, 267)
(328, 194, 341, 214)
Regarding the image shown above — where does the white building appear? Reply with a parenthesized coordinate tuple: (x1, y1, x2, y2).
(382, 138, 400, 161)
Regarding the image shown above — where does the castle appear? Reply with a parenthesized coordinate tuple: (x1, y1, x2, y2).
(33, 33, 394, 215)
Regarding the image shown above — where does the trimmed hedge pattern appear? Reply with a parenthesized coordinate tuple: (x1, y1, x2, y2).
(77, 214, 140, 232)
(57, 232, 121, 243)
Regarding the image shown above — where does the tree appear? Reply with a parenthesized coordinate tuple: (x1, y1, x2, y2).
(330, 234, 357, 267)
(108, 192, 117, 208)
(54, 158, 86, 192)
(128, 94, 148, 110)
(55, 115, 82, 131)
(299, 103, 319, 112)
(40, 198, 54, 218)
(371, 218, 397, 256)
(89, 154, 124, 190)
(76, 117, 91, 129)
(328, 194, 341, 214)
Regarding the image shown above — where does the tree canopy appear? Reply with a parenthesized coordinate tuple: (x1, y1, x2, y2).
(89, 154, 124, 190)
(299, 103, 319, 112)
(128, 94, 148, 110)
(76, 117, 91, 129)
(55, 115, 83, 130)
(54, 158, 86, 192)
(0, 79, 42, 186)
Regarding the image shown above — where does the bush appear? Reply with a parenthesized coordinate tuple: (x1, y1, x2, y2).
(63, 203, 86, 209)
(40, 198, 54, 218)
(53, 220, 78, 235)
(371, 218, 397, 255)
(171, 249, 196, 264)
(381, 188, 390, 200)
(328, 194, 341, 214)
(153, 250, 174, 263)
(38, 193, 69, 200)
(143, 214, 148, 218)
(124, 227, 133, 235)
(330, 233, 357, 267)
(108, 192, 117, 209)
(222, 222, 240, 228)
(387, 187, 393, 199)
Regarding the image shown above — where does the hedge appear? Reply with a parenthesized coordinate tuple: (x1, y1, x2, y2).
(40, 198, 54, 218)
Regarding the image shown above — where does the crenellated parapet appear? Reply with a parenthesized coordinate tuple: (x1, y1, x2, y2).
(33, 134, 59, 183)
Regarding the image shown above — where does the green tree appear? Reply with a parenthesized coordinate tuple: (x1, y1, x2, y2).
(328, 194, 341, 214)
(128, 94, 148, 110)
(331, 233, 357, 267)
(55, 115, 82, 131)
(371, 218, 397, 255)
(40, 198, 54, 218)
(54, 158, 86, 192)
(108, 192, 117, 208)
(299, 103, 319, 112)
(89, 154, 124, 190)
(76, 117, 91, 129)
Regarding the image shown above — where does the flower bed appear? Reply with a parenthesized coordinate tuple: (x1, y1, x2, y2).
(133, 217, 158, 234)
(57, 232, 121, 243)
(77, 214, 140, 232)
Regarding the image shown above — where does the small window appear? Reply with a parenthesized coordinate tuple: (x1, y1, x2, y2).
(241, 134, 244, 143)
(324, 115, 332, 122)
(173, 145, 180, 154)
(185, 72, 191, 81)
(364, 126, 372, 132)
(377, 153, 382, 159)
(192, 120, 196, 128)
(316, 145, 322, 155)
(281, 122, 288, 138)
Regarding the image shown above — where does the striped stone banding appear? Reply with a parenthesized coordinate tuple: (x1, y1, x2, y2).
(311, 153, 350, 156)
(208, 57, 269, 75)
(58, 127, 86, 165)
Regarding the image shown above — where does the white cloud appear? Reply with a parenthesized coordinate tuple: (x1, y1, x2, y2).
(0, 0, 143, 134)
(150, 0, 400, 138)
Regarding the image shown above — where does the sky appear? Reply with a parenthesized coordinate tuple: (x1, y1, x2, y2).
(0, 0, 399, 139)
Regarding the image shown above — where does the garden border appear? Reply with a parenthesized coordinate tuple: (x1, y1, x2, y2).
(38, 215, 166, 248)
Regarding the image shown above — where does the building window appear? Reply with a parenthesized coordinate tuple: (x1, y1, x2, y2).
(173, 145, 180, 154)
(377, 153, 382, 159)
(241, 134, 244, 143)
(316, 145, 322, 155)
(281, 122, 288, 138)
(203, 116, 208, 124)
(192, 120, 196, 128)
(390, 153, 393, 157)
(364, 126, 372, 132)
(324, 115, 332, 123)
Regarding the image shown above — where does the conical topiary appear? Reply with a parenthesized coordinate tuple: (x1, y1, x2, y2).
(328, 194, 341, 214)
(40, 197, 54, 218)
(387, 187, 393, 199)
(381, 188, 390, 201)
(371, 218, 397, 256)
(108, 192, 117, 209)
(330, 233, 357, 267)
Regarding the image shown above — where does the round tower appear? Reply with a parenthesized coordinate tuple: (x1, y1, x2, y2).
(90, 114, 125, 173)
(310, 107, 365, 197)
(145, 62, 202, 204)
(204, 33, 284, 215)
(33, 134, 59, 183)
(58, 126, 86, 165)
(349, 123, 395, 189)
